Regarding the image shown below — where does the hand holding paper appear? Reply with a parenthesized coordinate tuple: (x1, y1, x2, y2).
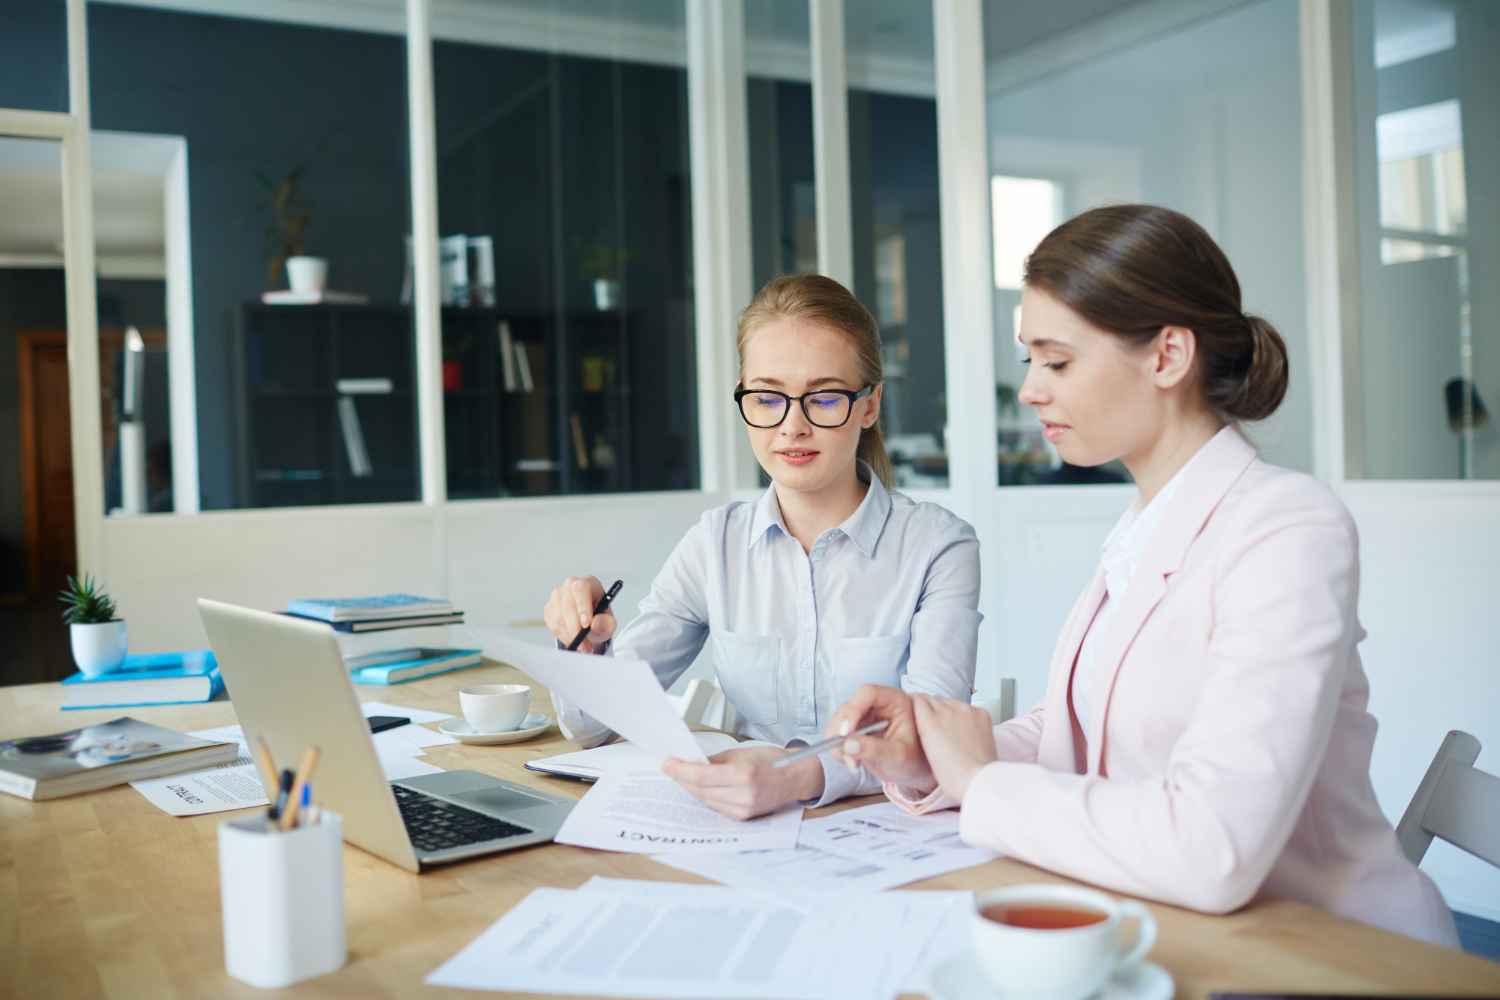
(464, 627, 708, 764)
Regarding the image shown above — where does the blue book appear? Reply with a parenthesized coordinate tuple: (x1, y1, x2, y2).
(286, 594, 452, 623)
(61, 650, 224, 709)
(346, 647, 482, 685)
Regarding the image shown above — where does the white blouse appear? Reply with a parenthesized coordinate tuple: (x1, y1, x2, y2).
(1071, 455, 1198, 735)
(553, 462, 982, 806)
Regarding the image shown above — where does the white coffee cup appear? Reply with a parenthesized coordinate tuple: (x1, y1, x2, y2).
(459, 684, 530, 733)
(970, 884, 1157, 1000)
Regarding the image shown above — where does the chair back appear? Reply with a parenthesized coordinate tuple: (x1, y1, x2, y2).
(1397, 730, 1500, 869)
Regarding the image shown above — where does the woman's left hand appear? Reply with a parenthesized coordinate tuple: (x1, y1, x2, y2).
(662, 746, 824, 820)
(911, 693, 999, 803)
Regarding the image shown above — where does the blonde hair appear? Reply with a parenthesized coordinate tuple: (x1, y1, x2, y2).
(736, 273, 895, 489)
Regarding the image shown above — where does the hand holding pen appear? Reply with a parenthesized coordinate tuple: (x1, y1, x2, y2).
(543, 576, 622, 654)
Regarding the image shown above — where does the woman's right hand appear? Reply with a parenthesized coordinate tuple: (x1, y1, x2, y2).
(543, 575, 618, 654)
(825, 684, 937, 794)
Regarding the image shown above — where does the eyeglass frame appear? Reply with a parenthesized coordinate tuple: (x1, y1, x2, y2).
(733, 384, 876, 429)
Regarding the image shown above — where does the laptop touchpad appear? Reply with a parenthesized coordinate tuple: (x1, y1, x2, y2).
(451, 786, 554, 814)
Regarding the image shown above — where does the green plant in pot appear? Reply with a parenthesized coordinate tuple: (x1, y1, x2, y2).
(254, 165, 322, 291)
(576, 232, 631, 311)
(60, 574, 128, 677)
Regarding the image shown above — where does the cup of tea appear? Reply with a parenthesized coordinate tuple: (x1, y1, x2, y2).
(459, 684, 531, 733)
(970, 884, 1157, 1000)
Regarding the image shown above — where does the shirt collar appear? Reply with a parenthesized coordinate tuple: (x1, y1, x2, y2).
(748, 461, 891, 558)
(1100, 444, 1202, 573)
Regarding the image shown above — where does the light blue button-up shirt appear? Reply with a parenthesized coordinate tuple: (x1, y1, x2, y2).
(552, 462, 982, 806)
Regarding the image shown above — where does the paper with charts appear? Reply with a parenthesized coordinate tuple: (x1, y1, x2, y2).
(554, 762, 802, 854)
(465, 627, 708, 764)
(654, 801, 998, 907)
(424, 875, 972, 1000)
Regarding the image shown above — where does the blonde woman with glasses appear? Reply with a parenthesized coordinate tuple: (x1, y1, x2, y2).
(541, 273, 981, 818)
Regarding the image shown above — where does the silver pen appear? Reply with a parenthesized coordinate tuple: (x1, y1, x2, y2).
(769, 719, 889, 769)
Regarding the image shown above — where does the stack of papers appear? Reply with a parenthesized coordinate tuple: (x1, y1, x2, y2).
(425, 876, 972, 1000)
(555, 759, 802, 854)
(130, 701, 459, 816)
(656, 801, 999, 908)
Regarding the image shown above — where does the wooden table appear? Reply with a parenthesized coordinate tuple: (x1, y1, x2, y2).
(4, 662, 1498, 999)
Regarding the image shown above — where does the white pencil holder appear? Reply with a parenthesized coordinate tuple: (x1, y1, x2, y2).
(218, 811, 346, 989)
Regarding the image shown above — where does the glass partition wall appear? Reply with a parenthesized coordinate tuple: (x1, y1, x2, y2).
(1350, 0, 1498, 480)
(982, 0, 1312, 485)
(434, 8, 697, 500)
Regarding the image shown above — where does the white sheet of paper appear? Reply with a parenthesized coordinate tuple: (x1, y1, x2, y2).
(359, 700, 454, 725)
(554, 764, 801, 854)
(467, 627, 706, 764)
(655, 801, 999, 908)
(131, 722, 446, 816)
(529, 732, 745, 778)
(371, 722, 460, 757)
(425, 877, 962, 1000)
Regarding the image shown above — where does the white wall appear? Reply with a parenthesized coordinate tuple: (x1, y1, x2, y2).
(1344, 482, 1500, 920)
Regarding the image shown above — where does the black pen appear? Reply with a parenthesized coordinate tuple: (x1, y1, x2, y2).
(567, 579, 622, 651)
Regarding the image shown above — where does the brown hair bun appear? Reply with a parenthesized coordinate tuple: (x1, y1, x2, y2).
(1024, 204, 1290, 424)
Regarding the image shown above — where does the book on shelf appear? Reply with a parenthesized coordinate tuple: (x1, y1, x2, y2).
(260, 289, 371, 305)
(286, 594, 453, 623)
(346, 647, 483, 685)
(0, 717, 238, 801)
(60, 650, 224, 709)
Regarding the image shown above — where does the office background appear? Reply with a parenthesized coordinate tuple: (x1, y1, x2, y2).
(0, 0, 1495, 924)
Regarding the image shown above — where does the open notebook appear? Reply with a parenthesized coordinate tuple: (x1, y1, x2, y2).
(525, 732, 743, 781)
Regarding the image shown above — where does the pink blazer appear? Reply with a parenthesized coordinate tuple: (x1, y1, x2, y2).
(889, 428, 1458, 947)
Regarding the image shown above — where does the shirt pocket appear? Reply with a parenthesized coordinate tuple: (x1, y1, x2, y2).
(709, 628, 780, 726)
(833, 632, 911, 708)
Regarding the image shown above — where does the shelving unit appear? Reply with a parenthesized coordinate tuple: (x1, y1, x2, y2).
(232, 303, 638, 507)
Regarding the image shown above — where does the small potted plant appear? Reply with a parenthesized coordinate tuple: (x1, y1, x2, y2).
(576, 232, 631, 311)
(60, 574, 127, 677)
(254, 166, 322, 290)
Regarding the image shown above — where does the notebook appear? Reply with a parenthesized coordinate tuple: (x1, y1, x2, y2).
(347, 647, 483, 685)
(0, 717, 238, 801)
(286, 594, 453, 623)
(60, 650, 224, 709)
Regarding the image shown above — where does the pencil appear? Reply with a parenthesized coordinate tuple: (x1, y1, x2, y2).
(280, 745, 321, 830)
(254, 736, 279, 799)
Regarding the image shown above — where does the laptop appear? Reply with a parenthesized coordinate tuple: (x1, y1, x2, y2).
(198, 598, 573, 872)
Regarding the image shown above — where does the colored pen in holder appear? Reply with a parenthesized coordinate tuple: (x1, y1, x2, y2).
(218, 810, 345, 988)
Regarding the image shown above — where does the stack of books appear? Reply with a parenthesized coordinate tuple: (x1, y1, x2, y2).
(61, 650, 224, 710)
(285, 594, 482, 683)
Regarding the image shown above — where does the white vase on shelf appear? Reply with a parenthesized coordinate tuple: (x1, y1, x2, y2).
(286, 256, 329, 292)
(70, 620, 128, 677)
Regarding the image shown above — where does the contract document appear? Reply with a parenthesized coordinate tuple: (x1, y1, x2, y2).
(467, 627, 707, 764)
(425, 876, 970, 1000)
(555, 763, 802, 853)
(655, 801, 998, 908)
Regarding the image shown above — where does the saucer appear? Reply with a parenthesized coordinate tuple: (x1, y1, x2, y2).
(438, 713, 552, 745)
(927, 953, 1174, 1000)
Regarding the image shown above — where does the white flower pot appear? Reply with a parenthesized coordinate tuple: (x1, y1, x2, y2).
(593, 278, 621, 311)
(286, 256, 329, 292)
(71, 621, 128, 677)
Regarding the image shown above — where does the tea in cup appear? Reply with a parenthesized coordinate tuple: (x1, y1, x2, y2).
(459, 684, 531, 733)
(970, 884, 1156, 1000)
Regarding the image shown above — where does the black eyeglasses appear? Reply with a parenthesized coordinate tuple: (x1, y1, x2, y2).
(734, 385, 875, 428)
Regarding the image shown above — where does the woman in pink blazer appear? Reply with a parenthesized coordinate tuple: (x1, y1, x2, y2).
(829, 204, 1459, 947)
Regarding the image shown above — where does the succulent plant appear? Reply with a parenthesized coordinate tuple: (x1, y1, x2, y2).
(59, 574, 120, 625)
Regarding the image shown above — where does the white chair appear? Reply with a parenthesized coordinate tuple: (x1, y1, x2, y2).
(666, 677, 741, 732)
(1396, 730, 1500, 869)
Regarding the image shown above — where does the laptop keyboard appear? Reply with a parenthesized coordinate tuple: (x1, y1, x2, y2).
(392, 783, 532, 853)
